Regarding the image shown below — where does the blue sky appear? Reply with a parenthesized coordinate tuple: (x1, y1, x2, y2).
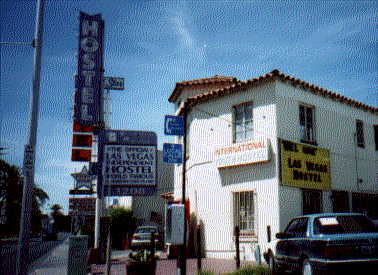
(1, 0, 377, 213)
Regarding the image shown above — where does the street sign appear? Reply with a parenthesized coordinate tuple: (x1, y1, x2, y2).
(23, 145, 35, 174)
(163, 143, 183, 163)
(164, 115, 184, 136)
(98, 130, 157, 197)
(103, 77, 125, 90)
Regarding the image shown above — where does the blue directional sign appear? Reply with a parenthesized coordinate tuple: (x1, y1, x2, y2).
(163, 143, 183, 163)
(164, 115, 184, 136)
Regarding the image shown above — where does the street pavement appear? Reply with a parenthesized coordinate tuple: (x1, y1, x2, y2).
(28, 238, 70, 275)
(24, 239, 258, 275)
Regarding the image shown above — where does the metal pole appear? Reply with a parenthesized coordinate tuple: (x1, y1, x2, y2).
(178, 103, 187, 275)
(16, 0, 44, 274)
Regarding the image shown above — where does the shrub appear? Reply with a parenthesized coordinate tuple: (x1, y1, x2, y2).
(224, 265, 271, 275)
(197, 270, 216, 275)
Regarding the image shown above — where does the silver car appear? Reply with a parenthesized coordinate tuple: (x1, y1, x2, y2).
(130, 225, 163, 250)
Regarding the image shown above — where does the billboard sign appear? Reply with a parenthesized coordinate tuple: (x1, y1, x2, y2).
(74, 12, 104, 126)
(98, 130, 157, 197)
(280, 139, 331, 190)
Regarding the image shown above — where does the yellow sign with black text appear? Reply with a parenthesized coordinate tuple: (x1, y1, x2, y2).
(280, 139, 331, 190)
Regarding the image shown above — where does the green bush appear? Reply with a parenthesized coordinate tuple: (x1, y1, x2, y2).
(196, 270, 216, 275)
(224, 265, 271, 275)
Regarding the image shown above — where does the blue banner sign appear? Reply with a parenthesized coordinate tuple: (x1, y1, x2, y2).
(163, 143, 183, 163)
(74, 12, 104, 126)
(164, 115, 184, 136)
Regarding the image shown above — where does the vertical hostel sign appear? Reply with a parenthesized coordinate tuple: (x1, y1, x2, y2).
(74, 12, 104, 126)
(98, 130, 157, 197)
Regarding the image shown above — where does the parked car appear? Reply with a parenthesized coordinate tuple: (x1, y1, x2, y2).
(264, 213, 378, 275)
(130, 225, 163, 250)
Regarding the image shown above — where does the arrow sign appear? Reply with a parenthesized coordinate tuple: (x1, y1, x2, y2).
(163, 143, 183, 163)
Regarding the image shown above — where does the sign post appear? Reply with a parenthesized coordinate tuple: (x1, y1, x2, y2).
(164, 112, 187, 275)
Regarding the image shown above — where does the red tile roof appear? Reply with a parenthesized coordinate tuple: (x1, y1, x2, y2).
(168, 75, 241, 102)
(177, 70, 377, 114)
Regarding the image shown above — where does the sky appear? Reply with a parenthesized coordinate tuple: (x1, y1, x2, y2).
(1, 0, 377, 213)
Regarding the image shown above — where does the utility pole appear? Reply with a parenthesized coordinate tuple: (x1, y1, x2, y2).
(178, 103, 188, 275)
(16, 0, 45, 275)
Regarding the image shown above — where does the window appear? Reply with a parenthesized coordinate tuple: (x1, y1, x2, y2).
(356, 120, 364, 148)
(352, 192, 378, 219)
(374, 125, 378, 151)
(313, 215, 376, 235)
(299, 104, 316, 144)
(302, 189, 322, 215)
(331, 190, 350, 213)
(233, 102, 253, 142)
(284, 218, 308, 237)
(233, 191, 255, 235)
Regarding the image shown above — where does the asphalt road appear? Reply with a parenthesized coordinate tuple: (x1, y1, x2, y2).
(0, 237, 65, 275)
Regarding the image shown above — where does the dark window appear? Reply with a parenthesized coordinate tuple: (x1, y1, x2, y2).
(352, 193, 378, 219)
(233, 102, 253, 142)
(284, 218, 308, 237)
(374, 125, 378, 151)
(299, 105, 316, 144)
(356, 120, 365, 148)
(331, 190, 349, 213)
(313, 215, 376, 235)
(303, 189, 322, 215)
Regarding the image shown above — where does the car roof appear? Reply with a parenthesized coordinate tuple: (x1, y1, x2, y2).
(296, 212, 366, 219)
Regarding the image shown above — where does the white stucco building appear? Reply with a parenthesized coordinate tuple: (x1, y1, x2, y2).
(168, 70, 378, 260)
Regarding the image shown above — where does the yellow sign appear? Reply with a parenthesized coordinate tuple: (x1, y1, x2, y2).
(280, 139, 331, 190)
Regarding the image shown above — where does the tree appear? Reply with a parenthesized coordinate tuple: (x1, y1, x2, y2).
(109, 207, 137, 249)
(50, 204, 70, 232)
(0, 159, 49, 237)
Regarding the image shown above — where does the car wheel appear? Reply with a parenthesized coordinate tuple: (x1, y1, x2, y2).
(302, 259, 314, 275)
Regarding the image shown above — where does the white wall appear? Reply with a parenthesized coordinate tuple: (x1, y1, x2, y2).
(275, 80, 378, 228)
(173, 81, 281, 259)
(171, 77, 377, 260)
(275, 81, 377, 193)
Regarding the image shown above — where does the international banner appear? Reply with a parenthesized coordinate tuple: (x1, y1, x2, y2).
(280, 139, 331, 190)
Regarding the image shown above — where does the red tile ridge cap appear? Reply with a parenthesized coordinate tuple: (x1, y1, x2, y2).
(180, 69, 377, 114)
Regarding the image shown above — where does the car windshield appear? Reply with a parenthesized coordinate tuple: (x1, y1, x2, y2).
(313, 215, 377, 235)
(136, 227, 157, 233)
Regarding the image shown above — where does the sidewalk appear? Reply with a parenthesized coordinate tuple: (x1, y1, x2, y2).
(90, 253, 255, 275)
(28, 238, 70, 275)
(27, 238, 256, 275)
